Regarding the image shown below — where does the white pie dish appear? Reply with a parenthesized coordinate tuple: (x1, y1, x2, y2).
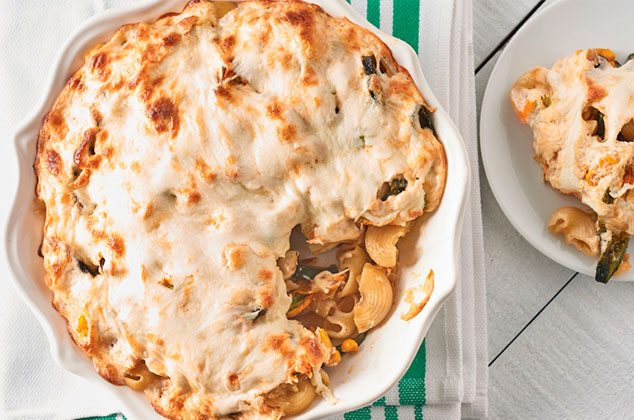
(480, 0, 634, 281)
(4, 0, 469, 418)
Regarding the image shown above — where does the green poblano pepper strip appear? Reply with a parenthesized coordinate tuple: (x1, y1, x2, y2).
(596, 233, 630, 283)
(381, 177, 408, 201)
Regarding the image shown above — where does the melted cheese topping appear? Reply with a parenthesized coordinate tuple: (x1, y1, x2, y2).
(511, 49, 634, 234)
(34, 1, 446, 419)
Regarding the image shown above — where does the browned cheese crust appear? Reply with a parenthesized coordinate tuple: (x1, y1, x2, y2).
(34, 1, 447, 419)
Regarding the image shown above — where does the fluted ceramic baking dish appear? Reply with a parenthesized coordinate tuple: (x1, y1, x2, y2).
(4, 0, 469, 418)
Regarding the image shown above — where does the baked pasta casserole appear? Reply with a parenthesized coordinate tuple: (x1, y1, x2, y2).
(34, 1, 446, 418)
(511, 48, 634, 282)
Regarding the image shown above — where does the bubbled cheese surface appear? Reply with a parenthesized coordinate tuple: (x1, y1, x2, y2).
(34, 1, 446, 419)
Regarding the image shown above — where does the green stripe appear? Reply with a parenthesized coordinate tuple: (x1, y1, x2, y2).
(367, 0, 380, 28)
(373, 396, 386, 406)
(77, 416, 118, 420)
(385, 405, 398, 420)
(393, 0, 420, 52)
(344, 406, 372, 420)
(415, 405, 424, 420)
(398, 339, 426, 405)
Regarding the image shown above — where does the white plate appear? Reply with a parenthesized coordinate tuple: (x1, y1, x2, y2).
(4, 1, 469, 419)
(480, 0, 634, 281)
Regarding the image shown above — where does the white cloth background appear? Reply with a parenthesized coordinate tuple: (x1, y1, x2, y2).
(0, 0, 487, 419)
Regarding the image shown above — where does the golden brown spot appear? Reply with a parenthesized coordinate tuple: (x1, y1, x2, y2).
(587, 79, 607, 102)
(45, 150, 61, 176)
(195, 159, 216, 183)
(276, 124, 297, 144)
(386, 79, 414, 96)
(225, 169, 239, 179)
(107, 235, 126, 257)
(102, 146, 114, 159)
(259, 269, 273, 281)
(301, 67, 318, 86)
(300, 334, 323, 366)
(158, 11, 179, 20)
(50, 261, 65, 279)
(162, 32, 181, 46)
(227, 373, 240, 391)
(178, 15, 199, 30)
(265, 333, 294, 360)
(130, 161, 141, 173)
(146, 98, 180, 137)
(284, 9, 312, 26)
(266, 102, 284, 119)
(69, 169, 92, 189)
(216, 85, 232, 101)
(224, 244, 247, 271)
(186, 190, 201, 205)
(220, 35, 236, 54)
(283, 9, 315, 46)
(408, 209, 424, 218)
(260, 29, 270, 45)
(45, 110, 68, 138)
(74, 127, 99, 168)
(48, 110, 64, 127)
(143, 202, 154, 220)
(90, 52, 110, 80)
(68, 74, 84, 91)
(257, 291, 274, 309)
(90, 106, 102, 125)
(143, 43, 169, 63)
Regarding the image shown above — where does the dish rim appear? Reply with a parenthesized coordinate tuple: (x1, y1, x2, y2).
(479, 0, 634, 281)
(4, 0, 470, 418)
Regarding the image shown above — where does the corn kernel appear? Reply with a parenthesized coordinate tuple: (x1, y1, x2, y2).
(595, 48, 616, 62)
(76, 315, 88, 337)
(318, 328, 333, 349)
(326, 350, 341, 366)
(341, 339, 359, 353)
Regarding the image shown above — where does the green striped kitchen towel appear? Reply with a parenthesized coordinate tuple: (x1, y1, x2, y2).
(1, 0, 486, 419)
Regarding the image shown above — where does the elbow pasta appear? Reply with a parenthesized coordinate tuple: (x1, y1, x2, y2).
(277, 216, 434, 416)
(336, 245, 370, 297)
(353, 263, 393, 333)
(365, 224, 410, 267)
(123, 361, 160, 391)
(547, 206, 599, 256)
(265, 375, 316, 416)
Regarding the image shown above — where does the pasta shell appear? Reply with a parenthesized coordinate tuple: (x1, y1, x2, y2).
(547, 206, 599, 256)
(123, 361, 160, 391)
(365, 224, 409, 268)
(354, 263, 393, 333)
(265, 376, 316, 416)
(336, 245, 370, 297)
(325, 295, 358, 339)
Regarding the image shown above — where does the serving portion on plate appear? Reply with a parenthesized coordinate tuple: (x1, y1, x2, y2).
(510, 48, 634, 282)
(480, 0, 634, 281)
(32, 0, 448, 418)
